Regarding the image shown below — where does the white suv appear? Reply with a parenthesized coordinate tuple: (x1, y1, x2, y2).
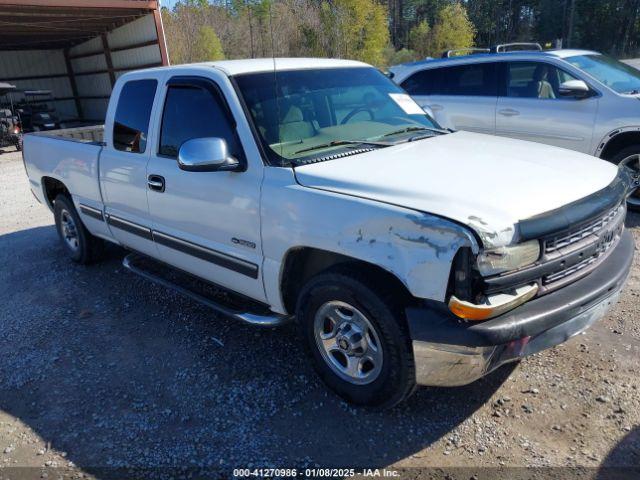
(390, 49, 640, 207)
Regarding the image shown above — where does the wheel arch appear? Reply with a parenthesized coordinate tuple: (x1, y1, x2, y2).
(596, 127, 640, 160)
(279, 246, 414, 315)
(41, 176, 71, 211)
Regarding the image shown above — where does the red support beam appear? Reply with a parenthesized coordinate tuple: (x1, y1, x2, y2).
(153, 7, 169, 65)
(1, 73, 68, 82)
(63, 47, 83, 119)
(1, 63, 162, 83)
(0, 1, 158, 9)
(101, 33, 116, 87)
(68, 39, 159, 60)
(72, 62, 163, 77)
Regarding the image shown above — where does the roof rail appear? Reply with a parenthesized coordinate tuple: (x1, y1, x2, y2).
(492, 42, 543, 53)
(442, 48, 490, 58)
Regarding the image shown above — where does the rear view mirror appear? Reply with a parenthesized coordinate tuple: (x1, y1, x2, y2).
(421, 105, 435, 119)
(178, 137, 242, 172)
(559, 80, 592, 99)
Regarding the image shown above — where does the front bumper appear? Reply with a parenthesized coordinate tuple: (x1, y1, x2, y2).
(407, 228, 635, 387)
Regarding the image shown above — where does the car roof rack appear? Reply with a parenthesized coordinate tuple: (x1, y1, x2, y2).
(491, 42, 543, 53)
(442, 48, 490, 58)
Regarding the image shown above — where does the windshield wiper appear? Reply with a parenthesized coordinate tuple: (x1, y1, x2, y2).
(381, 125, 448, 138)
(293, 139, 389, 155)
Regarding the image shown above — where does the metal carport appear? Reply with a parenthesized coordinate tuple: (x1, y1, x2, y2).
(0, 0, 169, 123)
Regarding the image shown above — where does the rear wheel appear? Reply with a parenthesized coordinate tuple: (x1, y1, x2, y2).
(610, 145, 640, 211)
(53, 194, 104, 264)
(296, 267, 416, 408)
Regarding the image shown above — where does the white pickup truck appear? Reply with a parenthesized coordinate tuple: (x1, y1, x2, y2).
(23, 58, 636, 408)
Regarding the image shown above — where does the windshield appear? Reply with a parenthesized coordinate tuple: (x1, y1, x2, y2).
(566, 54, 640, 94)
(234, 67, 442, 166)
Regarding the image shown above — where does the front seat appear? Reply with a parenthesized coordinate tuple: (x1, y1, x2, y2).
(278, 103, 316, 143)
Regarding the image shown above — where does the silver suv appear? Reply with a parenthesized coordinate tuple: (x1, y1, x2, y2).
(389, 48, 640, 207)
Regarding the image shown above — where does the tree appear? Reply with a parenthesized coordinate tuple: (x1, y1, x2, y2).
(383, 46, 418, 66)
(427, 2, 475, 57)
(320, 0, 390, 66)
(408, 20, 430, 58)
(194, 25, 226, 61)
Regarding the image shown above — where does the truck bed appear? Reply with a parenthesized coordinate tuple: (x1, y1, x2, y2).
(32, 124, 104, 145)
(23, 125, 105, 213)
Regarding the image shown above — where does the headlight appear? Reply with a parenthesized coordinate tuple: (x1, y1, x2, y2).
(476, 240, 540, 276)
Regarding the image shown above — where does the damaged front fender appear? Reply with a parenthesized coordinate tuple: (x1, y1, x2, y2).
(260, 168, 480, 312)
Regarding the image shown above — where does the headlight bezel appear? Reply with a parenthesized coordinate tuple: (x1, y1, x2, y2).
(476, 240, 541, 277)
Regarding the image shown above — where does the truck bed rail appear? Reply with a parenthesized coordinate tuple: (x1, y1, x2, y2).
(31, 125, 104, 145)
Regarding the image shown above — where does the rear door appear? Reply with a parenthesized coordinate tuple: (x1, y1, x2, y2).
(495, 61, 599, 152)
(401, 62, 498, 134)
(145, 73, 265, 301)
(100, 77, 160, 257)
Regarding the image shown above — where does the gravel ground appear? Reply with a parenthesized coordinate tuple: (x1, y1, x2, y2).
(0, 148, 639, 479)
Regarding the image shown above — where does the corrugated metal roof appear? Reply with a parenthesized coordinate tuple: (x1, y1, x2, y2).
(0, 2, 166, 122)
(0, 1, 159, 50)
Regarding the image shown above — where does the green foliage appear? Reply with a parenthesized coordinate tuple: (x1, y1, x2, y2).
(383, 46, 419, 66)
(409, 20, 430, 58)
(193, 26, 226, 61)
(163, 0, 640, 67)
(406, 3, 474, 58)
(428, 3, 475, 57)
(319, 0, 390, 66)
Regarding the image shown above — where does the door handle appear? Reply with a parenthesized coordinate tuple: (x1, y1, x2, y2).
(147, 174, 165, 192)
(429, 104, 444, 112)
(498, 108, 520, 117)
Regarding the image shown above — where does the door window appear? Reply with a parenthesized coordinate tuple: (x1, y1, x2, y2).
(505, 62, 579, 99)
(438, 63, 498, 96)
(401, 68, 438, 96)
(402, 63, 497, 97)
(113, 79, 157, 153)
(159, 84, 243, 159)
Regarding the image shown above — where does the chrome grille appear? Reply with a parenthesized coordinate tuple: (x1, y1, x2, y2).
(541, 204, 625, 289)
(544, 255, 598, 283)
(544, 205, 622, 254)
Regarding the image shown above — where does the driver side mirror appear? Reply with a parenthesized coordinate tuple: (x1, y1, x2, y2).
(559, 79, 592, 99)
(178, 137, 243, 172)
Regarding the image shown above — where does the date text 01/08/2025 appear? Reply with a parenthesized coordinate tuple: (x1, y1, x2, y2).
(232, 467, 400, 477)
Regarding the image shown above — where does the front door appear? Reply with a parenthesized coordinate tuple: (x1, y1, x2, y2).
(495, 61, 599, 153)
(100, 78, 159, 258)
(145, 74, 265, 301)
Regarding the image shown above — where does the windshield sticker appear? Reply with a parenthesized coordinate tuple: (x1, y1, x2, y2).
(389, 93, 425, 115)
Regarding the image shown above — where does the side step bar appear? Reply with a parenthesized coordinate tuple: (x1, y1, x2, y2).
(122, 253, 291, 327)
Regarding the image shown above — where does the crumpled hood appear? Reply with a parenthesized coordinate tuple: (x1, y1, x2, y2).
(294, 131, 619, 247)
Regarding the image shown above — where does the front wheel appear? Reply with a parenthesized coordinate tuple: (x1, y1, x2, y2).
(296, 268, 416, 408)
(611, 146, 640, 211)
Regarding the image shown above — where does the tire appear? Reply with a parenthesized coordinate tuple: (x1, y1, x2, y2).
(296, 266, 416, 408)
(610, 145, 640, 211)
(53, 194, 104, 264)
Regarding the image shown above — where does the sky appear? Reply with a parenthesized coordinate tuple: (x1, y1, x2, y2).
(159, 0, 180, 9)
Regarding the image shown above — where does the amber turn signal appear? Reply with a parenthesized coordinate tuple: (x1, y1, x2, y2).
(448, 283, 539, 322)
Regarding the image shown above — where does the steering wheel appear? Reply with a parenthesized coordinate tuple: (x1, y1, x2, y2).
(340, 107, 374, 125)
